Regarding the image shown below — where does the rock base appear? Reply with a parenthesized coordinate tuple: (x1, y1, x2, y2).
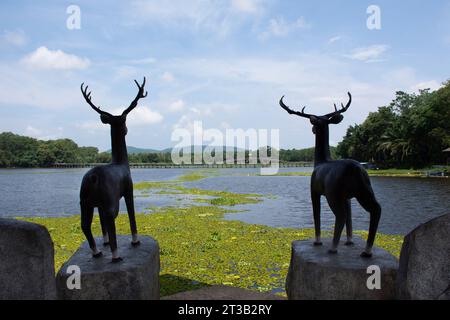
(56, 235, 160, 300)
(397, 213, 450, 300)
(0, 218, 56, 300)
(286, 237, 398, 300)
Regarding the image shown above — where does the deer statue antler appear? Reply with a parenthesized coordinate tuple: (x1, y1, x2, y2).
(325, 92, 352, 118)
(122, 77, 148, 116)
(280, 92, 352, 119)
(81, 83, 113, 117)
(279, 96, 314, 119)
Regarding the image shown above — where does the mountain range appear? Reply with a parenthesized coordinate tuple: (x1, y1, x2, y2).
(105, 146, 246, 154)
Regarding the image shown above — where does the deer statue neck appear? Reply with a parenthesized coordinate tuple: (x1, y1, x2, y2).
(314, 126, 332, 166)
(110, 130, 128, 165)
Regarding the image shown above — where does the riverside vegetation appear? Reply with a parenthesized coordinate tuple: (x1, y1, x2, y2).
(336, 82, 450, 169)
(263, 168, 449, 178)
(21, 171, 403, 297)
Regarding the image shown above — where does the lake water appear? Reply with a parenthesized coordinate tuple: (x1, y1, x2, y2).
(0, 168, 449, 235)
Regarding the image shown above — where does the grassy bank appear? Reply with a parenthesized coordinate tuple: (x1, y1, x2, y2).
(21, 170, 404, 297)
(262, 167, 449, 178)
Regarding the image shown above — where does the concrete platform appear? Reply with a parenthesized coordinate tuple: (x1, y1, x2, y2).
(286, 237, 398, 300)
(56, 235, 160, 300)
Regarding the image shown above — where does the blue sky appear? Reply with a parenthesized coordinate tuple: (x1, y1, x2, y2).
(0, 0, 449, 151)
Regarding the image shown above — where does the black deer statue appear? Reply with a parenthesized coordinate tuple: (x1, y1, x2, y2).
(79, 77, 148, 262)
(279, 92, 381, 258)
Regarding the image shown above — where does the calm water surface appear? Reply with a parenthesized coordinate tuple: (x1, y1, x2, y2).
(0, 168, 448, 235)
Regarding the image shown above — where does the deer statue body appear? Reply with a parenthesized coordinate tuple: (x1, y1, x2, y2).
(79, 78, 148, 262)
(280, 93, 381, 257)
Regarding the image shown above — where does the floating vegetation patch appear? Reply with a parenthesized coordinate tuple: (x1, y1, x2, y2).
(135, 170, 264, 207)
(172, 186, 262, 206)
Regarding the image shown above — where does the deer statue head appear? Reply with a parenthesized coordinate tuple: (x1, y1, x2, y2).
(80, 77, 148, 136)
(280, 92, 352, 135)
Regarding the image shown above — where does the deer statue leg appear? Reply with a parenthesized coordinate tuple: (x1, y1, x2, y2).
(311, 191, 322, 246)
(125, 188, 140, 246)
(344, 199, 354, 246)
(80, 203, 102, 258)
(356, 191, 381, 258)
(100, 205, 122, 262)
(99, 215, 109, 246)
(327, 197, 348, 254)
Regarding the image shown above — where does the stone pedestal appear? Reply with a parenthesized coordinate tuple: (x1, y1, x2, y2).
(397, 213, 450, 300)
(56, 235, 160, 300)
(286, 237, 398, 300)
(0, 218, 56, 300)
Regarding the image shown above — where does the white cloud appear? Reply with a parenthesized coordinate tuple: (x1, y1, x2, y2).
(79, 106, 163, 131)
(128, 57, 156, 64)
(410, 80, 442, 92)
(379, 68, 442, 94)
(259, 16, 310, 40)
(78, 121, 107, 132)
(172, 101, 219, 136)
(169, 99, 185, 112)
(328, 36, 341, 44)
(346, 45, 389, 62)
(172, 114, 206, 146)
(128, 0, 266, 36)
(130, 0, 225, 28)
(0, 63, 82, 109)
(2, 29, 27, 46)
(231, 0, 262, 14)
(24, 125, 64, 140)
(220, 121, 231, 129)
(22, 46, 90, 70)
(385, 67, 415, 84)
(188, 105, 214, 116)
(166, 56, 343, 86)
(25, 125, 42, 137)
(162, 71, 175, 82)
(190, 107, 200, 114)
(114, 65, 139, 80)
(126, 106, 163, 126)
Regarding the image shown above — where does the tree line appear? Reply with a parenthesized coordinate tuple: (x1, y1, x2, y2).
(336, 81, 450, 168)
(0, 132, 97, 167)
(0, 132, 177, 167)
(0, 132, 317, 168)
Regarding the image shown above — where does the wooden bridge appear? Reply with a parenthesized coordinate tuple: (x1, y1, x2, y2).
(52, 162, 313, 169)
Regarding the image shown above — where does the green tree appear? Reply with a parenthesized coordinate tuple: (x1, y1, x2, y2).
(337, 82, 450, 168)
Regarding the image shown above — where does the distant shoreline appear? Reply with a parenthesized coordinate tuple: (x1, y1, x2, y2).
(1, 162, 313, 170)
(0, 166, 448, 178)
(260, 168, 449, 178)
